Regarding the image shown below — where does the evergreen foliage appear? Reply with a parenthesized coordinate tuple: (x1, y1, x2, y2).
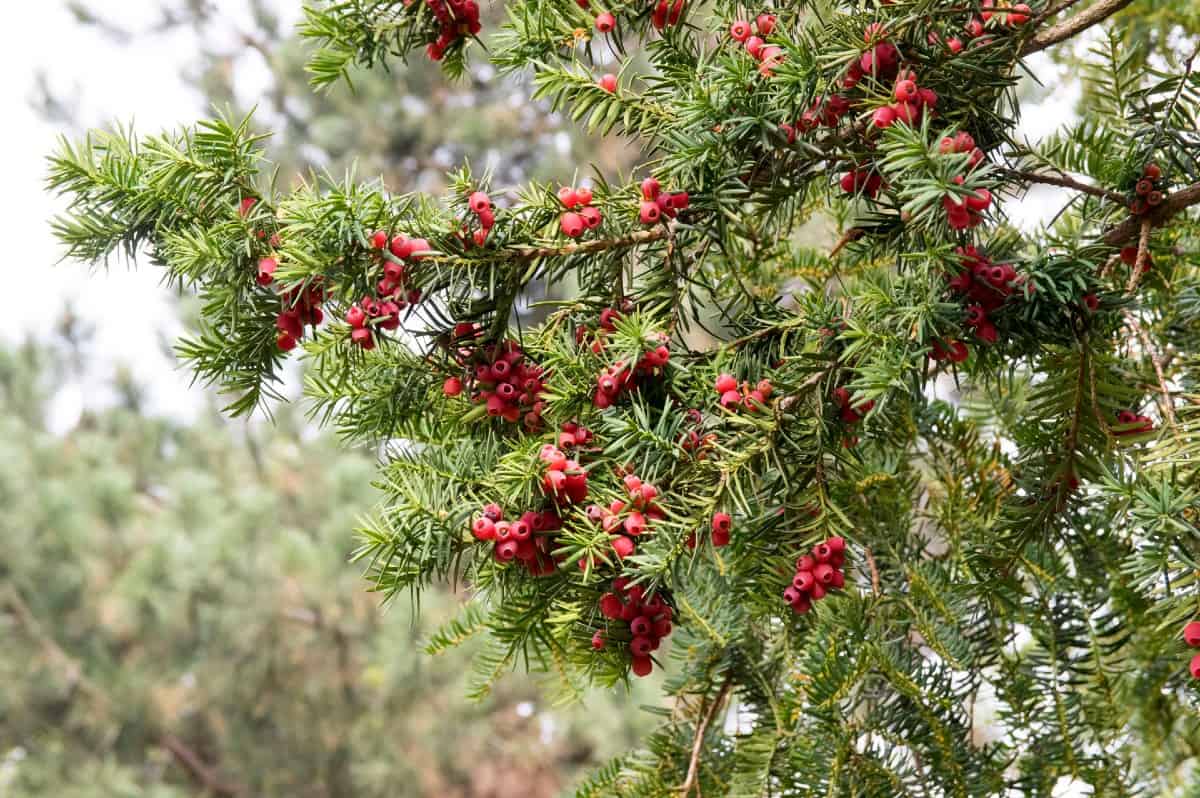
(46, 0, 1200, 794)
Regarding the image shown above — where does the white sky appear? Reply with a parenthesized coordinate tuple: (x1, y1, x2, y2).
(5, 1, 302, 428)
(5, 1, 1072, 431)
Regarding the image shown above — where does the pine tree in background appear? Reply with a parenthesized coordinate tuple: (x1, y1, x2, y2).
(45, 0, 1200, 793)
(0, 332, 656, 797)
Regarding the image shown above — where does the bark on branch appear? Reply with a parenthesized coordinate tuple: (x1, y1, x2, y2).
(1020, 0, 1136, 55)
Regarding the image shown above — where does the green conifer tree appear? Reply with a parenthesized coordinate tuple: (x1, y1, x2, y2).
(46, 0, 1200, 794)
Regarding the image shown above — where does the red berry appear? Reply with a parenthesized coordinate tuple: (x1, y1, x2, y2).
(712, 528, 731, 547)
(560, 212, 586, 238)
(631, 655, 653, 677)
(1191, 652, 1200, 680)
(1144, 163, 1162, 180)
(472, 517, 496, 540)
(712, 512, 732, 535)
(580, 205, 603, 229)
(894, 79, 918, 102)
(468, 191, 491, 213)
(256, 257, 278, 286)
(598, 73, 618, 93)
(592, 630, 606, 649)
(719, 389, 742, 408)
(558, 186, 581, 209)
(793, 570, 815, 592)
(639, 201, 662, 225)
(444, 376, 463, 396)
(612, 535, 636, 558)
(371, 230, 388, 249)
(947, 37, 963, 53)
(595, 11, 616, 31)
(715, 373, 738, 393)
(641, 177, 661, 200)
(351, 327, 375, 350)
(276, 331, 297, 351)
(755, 13, 776, 34)
(600, 592, 624, 618)
(730, 19, 751, 41)
(744, 35, 764, 57)
(1184, 621, 1200, 647)
(872, 106, 897, 128)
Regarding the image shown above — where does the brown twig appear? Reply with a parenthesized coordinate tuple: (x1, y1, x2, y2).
(512, 224, 672, 260)
(829, 227, 865, 258)
(1020, 0, 1135, 55)
(161, 734, 245, 797)
(1124, 218, 1154, 294)
(1124, 310, 1178, 429)
(1006, 168, 1126, 204)
(680, 675, 734, 797)
(864, 548, 882, 598)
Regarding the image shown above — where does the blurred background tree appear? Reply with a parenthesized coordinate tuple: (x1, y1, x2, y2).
(54, 0, 639, 191)
(0, 319, 657, 797)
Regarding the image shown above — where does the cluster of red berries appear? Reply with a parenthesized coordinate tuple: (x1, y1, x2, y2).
(424, 0, 481, 61)
(679, 407, 716, 457)
(650, 0, 685, 30)
(585, 473, 665, 560)
(463, 191, 495, 247)
(832, 386, 874, 424)
(728, 13, 783, 76)
(471, 503, 560, 575)
(444, 338, 549, 428)
(682, 511, 733, 549)
(781, 95, 850, 143)
(1130, 163, 1167, 216)
(592, 336, 671, 409)
(938, 133, 991, 230)
(575, 301, 633, 355)
(637, 178, 689, 226)
(540, 444, 590, 504)
(840, 167, 884, 199)
(782, 537, 846, 614)
(870, 67, 940, 130)
(345, 296, 400, 351)
(946, 246, 1024, 344)
(1114, 409, 1154, 436)
(349, 230, 430, 349)
(714, 373, 773, 412)
(940, 0, 1028, 52)
(558, 186, 603, 239)
(594, 579, 673, 677)
(853, 28, 900, 81)
(832, 387, 872, 447)
(978, 0, 1031, 27)
(1119, 245, 1154, 274)
(275, 281, 328, 351)
(1183, 621, 1200, 679)
(557, 420, 595, 451)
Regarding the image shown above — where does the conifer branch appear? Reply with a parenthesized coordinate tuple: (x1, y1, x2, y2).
(1020, 0, 1136, 55)
(1006, 168, 1126, 204)
(1103, 182, 1200, 247)
(680, 674, 734, 797)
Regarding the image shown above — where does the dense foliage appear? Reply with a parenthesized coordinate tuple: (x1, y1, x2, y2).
(46, 0, 1200, 794)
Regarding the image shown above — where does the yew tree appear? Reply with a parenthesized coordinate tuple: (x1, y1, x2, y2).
(47, 0, 1200, 793)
